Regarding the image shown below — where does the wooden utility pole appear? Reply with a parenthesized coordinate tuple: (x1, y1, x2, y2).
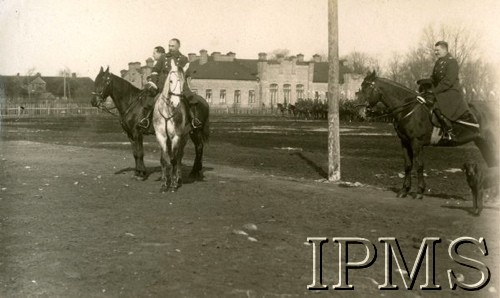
(327, 0, 340, 181)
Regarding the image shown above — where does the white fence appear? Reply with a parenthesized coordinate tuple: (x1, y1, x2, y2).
(0, 103, 103, 117)
(0, 103, 287, 118)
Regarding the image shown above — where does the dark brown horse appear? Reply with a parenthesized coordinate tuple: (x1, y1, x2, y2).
(358, 71, 498, 200)
(91, 66, 209, 181)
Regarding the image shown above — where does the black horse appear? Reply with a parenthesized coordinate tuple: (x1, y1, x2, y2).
(358, 71, 498, 200)
(91, 66, 209, 180)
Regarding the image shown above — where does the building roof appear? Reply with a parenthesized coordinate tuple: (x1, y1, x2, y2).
(187, 57, 350, 83)
(312, 62, 350, 84)
(30, 76, 46, 84)
(0, 75, 94, 100)
(189, 57, 259, 81)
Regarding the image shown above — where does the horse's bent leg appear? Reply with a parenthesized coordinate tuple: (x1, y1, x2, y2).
(398, 142, 413, 198)
(189, 130, 204, 179)
(412, 141, 425, 200)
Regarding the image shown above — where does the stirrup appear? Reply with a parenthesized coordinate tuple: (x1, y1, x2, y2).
(442, 129, 454, 141)
(192, 118, 202, 129)
(138, 118, 150, 129)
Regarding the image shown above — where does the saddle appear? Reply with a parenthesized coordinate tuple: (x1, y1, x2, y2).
(416, 79, 479, 129)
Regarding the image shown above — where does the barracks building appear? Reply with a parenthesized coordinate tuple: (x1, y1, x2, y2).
(120, 50, 364, 108)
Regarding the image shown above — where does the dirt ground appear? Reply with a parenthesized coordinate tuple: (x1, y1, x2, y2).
(0, 116, 499, 297)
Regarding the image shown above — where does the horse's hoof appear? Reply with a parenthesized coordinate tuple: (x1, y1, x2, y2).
(189, 172, 202, 181)
(415, 193, 424, 200)
(160, 185, 170, 193)
(397, 192, 408, 198)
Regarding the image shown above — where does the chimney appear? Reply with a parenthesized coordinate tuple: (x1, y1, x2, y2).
(200, 49, 208, 65)
(128, 62, 135, 71)
(258, 52, 267, 61)
(71, 72, 76, 78)
(313, 54, 321, 63)
(120, 69, 127, 78)
(188, 53, 197, 62)
(134, 62, 141, 70)
(297, 53, 304, 62)
(227, 51, 236, 61)
(211, 51, 221, 61)
(146, 57, 154, 67)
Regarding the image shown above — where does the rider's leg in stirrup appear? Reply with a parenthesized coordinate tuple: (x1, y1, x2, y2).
(434, 108, 454, 140)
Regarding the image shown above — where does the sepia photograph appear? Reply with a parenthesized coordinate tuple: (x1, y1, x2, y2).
(0, 0, 499, 296)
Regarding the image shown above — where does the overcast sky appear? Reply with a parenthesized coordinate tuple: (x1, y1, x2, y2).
(1, 0, 499, 78)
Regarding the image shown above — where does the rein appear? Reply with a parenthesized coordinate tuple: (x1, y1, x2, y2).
(365, 80, 427, 121)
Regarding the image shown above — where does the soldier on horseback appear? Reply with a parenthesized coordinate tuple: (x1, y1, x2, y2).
(418, 41, 471, 140)
(144, 39, 202, 130)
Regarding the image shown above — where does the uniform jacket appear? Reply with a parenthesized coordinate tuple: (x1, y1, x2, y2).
(150, 53, 167, 92)
(165, 51, 196, 100)
(431, 53, 468, 120)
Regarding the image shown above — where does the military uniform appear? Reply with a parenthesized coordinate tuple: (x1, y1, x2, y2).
(148, 53, 167, 92)
(165, 51, 201, 127)
(165, 51, 197, 101)
(431, 53, 468, 120)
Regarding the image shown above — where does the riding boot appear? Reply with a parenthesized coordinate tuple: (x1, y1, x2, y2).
(189, 105, 202, 129)
(434, 108, 454, 140)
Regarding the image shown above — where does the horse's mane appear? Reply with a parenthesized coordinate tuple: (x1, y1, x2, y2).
(377, 77, 417, 95)
(110, 73, 142, 93)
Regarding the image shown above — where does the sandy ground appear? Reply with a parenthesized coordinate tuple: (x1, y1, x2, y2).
(0, 139, 499, 297)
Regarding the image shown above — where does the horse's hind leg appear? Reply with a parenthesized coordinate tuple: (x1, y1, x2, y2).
(189, 130, 204, 180)
(397, 142, 413, 198)
(474, 138, 498, 167)
(412, 141, 426, 200)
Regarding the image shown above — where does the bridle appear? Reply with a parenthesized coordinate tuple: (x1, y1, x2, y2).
(92, 76, 119, 116)
(159, 69, 184, 121)
(361, 79, 424, 121)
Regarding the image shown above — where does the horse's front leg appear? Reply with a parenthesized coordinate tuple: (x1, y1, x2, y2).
(169, 136, 179, 191)
(412, 141, 426, 200)
(134, 131, 147, 179)
(398, 141, 413, 198)
(153, 118, 170, 193)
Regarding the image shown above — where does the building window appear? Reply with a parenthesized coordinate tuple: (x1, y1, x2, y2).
(206, 89, 212, 103)
(296, 84, 304, 100)
(248, 90, 255, 103)
(283, 84, 291, 105)
(270, 84, 278, 105)
(220, 89, 226, 104)
(234, 90, 241, 104)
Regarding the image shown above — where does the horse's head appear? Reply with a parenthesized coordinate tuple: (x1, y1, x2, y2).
(161, 59, 189, 107)
(357, 70, 384, 119)
(91, 66, 113, 107)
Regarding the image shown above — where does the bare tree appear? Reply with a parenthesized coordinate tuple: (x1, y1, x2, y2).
(386, 52, 404, 83)
(342, 51, 380, 75)
(268, 49, 290, 60)
(421, 23, 481, 68)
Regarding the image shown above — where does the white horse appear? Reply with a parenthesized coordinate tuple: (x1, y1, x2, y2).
(153, 59, 191, 192)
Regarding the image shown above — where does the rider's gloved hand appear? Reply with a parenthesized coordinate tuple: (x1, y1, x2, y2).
(146, 81, 158, 90)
